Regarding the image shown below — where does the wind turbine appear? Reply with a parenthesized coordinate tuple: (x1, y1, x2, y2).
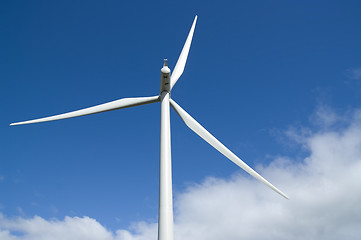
(11, 16, 288, 240)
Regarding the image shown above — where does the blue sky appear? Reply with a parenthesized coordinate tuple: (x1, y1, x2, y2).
(1, 1, 361, 239)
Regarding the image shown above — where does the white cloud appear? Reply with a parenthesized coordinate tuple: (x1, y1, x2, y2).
(0, 215, 115, 240)
(115, 222, 158, 240)
(1, 109, 361, 240)
(120, 108, 361, 240)
(310, 105, 340, 128)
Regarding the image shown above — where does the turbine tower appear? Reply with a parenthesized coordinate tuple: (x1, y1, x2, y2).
(10, 16, 288, 240)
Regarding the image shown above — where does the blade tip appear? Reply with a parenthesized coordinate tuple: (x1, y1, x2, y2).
(10, 121, 28, 126)
(281, 193, 290, 200)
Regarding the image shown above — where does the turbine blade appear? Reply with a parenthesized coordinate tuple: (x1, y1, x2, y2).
(10, 95, 160, 126)
(170, 15, 197, 90)
(170, 99, 289, 199)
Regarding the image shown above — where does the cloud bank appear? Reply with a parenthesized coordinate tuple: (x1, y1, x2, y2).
(1, 109, 361, 240)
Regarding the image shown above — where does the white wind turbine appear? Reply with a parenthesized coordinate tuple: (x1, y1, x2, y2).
(11, 16, 288, 240)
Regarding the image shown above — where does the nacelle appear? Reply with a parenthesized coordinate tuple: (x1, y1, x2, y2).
(160, 59, 171, 93)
